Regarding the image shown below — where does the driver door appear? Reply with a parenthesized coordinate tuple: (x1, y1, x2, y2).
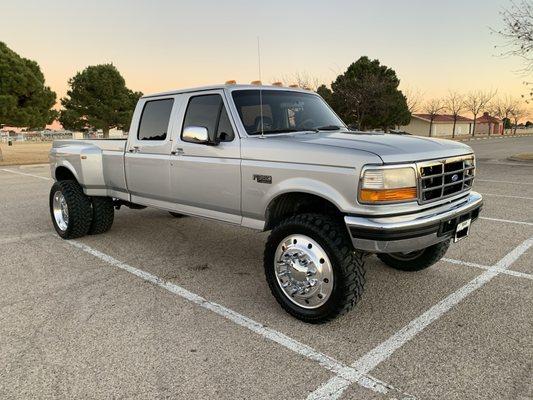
(169, 91, 241, 223)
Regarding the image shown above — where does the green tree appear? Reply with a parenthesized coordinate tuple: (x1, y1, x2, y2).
(60, 64, 142, 138)
(328, 56, 410, 130)
(502, 117, 512, 130)
(0, 42, 57, 129)
(316, 84, 334, 106)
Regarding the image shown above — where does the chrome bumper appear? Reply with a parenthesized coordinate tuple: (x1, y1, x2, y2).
(345, 192, 483, 253)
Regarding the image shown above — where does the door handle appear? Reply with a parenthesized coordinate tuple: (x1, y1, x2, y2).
(129, 146, 140, 153)
(171, 148, 184, 156)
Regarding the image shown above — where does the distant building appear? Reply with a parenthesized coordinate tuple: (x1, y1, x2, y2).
(0, 130, 18, 142)
(401, 114, 473, 137)
(475, 112, 503, 135)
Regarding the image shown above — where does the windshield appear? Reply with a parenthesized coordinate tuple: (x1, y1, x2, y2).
(231, 90, 347, 135)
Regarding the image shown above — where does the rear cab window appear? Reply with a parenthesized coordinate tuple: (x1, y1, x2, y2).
(138, 98, 174, 141)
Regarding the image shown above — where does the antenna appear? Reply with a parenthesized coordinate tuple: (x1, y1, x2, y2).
(257, 36, 265, 139)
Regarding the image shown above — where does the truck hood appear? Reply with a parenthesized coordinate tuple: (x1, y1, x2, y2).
(282, 131, 473, 163)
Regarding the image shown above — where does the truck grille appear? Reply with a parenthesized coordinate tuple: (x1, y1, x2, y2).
(418, 155, 475, 203)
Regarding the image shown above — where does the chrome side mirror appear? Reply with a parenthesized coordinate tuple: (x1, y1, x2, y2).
(183, 126, 209, 144)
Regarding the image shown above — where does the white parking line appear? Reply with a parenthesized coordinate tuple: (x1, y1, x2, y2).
(480, 193, 533, 200)
(65, 239, 414, 400)
(476, 179, 533, 186)
(307, 237, 533, 400)
(442, 258, 533, 281)
(0, 168, 51, 181)
(480, 217, 533, 227)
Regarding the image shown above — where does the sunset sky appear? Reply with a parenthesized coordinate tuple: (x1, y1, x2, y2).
(2, 0, 531, 119)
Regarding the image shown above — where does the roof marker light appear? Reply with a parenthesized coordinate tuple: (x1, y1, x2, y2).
(225, 80, 237, 85)
(272, 82, 283, 86)
(251, 80, 262, 85)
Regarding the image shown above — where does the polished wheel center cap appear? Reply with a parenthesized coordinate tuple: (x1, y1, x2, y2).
(274, 235, 333, 309)
(286, 255, 312, 281)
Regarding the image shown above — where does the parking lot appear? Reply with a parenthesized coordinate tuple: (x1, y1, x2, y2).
(0, 136, 531, 400)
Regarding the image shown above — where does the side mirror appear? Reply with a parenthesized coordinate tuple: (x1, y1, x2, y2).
(183, 126, 210, 144)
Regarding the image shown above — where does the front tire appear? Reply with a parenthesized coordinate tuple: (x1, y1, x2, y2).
(49, 180, 92, 239)
(377, 240, 450, 271)
(264, 214, 366, 324)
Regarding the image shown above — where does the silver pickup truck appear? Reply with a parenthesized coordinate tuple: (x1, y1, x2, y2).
(49, 84, 482, 323)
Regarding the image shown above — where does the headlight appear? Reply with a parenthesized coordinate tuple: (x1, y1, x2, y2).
(359, 167, 417, 203)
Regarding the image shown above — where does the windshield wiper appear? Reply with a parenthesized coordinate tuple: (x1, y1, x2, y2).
(312, 125, 343, 132)
(249, 129, 300, 135)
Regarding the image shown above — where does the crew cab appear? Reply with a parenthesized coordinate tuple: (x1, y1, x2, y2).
(49, 84, 482, 323)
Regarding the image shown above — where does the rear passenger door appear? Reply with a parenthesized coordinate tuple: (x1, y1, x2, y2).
(170, 91, 241, 223)
(125, 97, 177, 204)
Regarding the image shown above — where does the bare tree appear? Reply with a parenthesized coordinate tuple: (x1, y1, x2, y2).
(423, 98, 445, 136)
(492, 1, 533, 101)
(488, 95, 519, 134)
(510, 104, 527, 134)
(493, 0, 533, 72)
(444, 91, 465, 138)
(404, 87, 424, 114)
(464, 90, 496, 136)
(277, 72, 321, 91)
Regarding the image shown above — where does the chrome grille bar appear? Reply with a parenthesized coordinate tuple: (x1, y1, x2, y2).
(417, 155, 475, 203)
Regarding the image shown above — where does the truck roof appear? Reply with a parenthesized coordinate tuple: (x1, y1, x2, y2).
(142, 84, 316, 99)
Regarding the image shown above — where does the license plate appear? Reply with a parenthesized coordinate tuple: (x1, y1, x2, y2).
(454, 219, 471, 242)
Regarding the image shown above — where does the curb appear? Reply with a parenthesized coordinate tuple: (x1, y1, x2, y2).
(508, 154, 533, 163)
(454, 134, 533, 142)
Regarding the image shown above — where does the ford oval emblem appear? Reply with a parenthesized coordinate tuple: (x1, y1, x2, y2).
(451, 174, 459, 182)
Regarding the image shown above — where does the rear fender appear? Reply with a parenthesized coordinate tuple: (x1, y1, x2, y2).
(50, 144, 106, 196)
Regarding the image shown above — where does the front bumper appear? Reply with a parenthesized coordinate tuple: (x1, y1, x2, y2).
(345, 191, 483, 253)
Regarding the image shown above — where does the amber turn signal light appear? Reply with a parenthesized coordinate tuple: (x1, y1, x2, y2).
(359, 187, 417, 203)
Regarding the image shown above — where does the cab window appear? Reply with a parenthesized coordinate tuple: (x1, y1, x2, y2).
(182, 94, 235, 143)
(138, 98, 174, 141)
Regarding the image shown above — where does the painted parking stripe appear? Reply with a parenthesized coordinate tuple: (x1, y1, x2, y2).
(480, 217, 533, 227)
(307, 237, 533, 400)
(476, 179, 533, 186)
(480, 193, 533, 200)
(442, 258, 533, 281)
(0, 168, 52, 181)
(65, 239, 413, 400)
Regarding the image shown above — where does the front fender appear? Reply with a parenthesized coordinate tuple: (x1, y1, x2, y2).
(241, 161, 359, 224)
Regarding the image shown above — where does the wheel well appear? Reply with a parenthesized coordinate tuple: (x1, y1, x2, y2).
(264, 192, 343, 231)
(55, 166, 77, 182)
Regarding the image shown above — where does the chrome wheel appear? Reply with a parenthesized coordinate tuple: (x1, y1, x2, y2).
(274, 234, 333, 309)
(52, 190, 69, 231)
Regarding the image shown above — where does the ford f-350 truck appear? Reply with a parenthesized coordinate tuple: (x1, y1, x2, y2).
(49, 84, 482, 323)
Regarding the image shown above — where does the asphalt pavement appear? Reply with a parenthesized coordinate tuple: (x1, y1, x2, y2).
(0, 136, 531, 399)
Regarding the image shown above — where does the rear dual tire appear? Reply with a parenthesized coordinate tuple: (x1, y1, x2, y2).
(49, 180, 114, 239)
(89, 197, 114, 235)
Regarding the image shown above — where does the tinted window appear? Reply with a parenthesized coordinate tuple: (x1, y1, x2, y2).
(232, 90, 345, 135)
(217, 107, 235, 142)
(182, 94, 234, 142)
(138, 99, 174, 140)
